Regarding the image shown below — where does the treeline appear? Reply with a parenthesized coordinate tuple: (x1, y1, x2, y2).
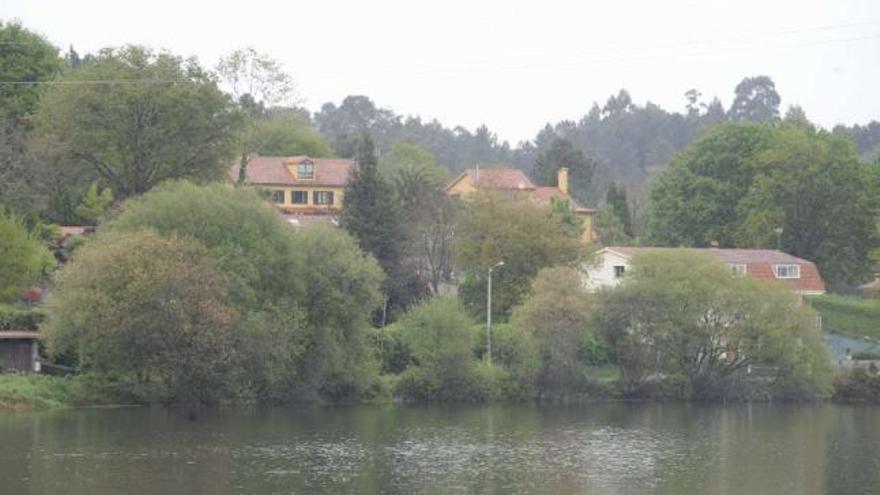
(28, 182, 831, 404)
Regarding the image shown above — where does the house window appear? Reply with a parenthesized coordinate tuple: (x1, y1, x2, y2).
(613, 265, 626, 279)
(774, 264, 800, 279)
(271, 190, 285, 204)
(292, 190, 308, 204)
(297, 161, 314, 180)
(313, 191, 334, 205)
(730, 264, 747, 277)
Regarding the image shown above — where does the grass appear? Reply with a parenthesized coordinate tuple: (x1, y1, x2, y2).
(0, 374, 116, 412)
(807, 294, 880, 341)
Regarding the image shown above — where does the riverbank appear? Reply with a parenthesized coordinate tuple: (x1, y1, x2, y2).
(808, 295, 880, 341)
(0, 374, 117, 411)
(3, 369, 878, 412)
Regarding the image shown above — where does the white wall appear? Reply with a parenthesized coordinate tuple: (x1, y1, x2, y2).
(584, 250, 631, 292)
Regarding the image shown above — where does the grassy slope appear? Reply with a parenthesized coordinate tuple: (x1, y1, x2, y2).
(808, 295, 880, 341)
(0, 374, 114, 411)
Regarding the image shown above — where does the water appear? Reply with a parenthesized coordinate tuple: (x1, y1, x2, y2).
(1, 403, 879, 494)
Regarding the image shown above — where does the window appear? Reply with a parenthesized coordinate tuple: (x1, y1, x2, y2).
(729, 264, 747, 277)
(292, 190, 308, 204)
(271, 190, 285, 204)
(313, 191, 334, 205)
(774, 264, 800, 279)
(613, 265, 626, 279)
(297, 161, 314, 180)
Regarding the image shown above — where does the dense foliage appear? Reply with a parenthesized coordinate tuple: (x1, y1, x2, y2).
(46, 232, 239, 404)
(0, 211, 54, 301)
(595, 251, 832, 399)
(60, 182, 386, 403)
(648, 122, 879, 286)
(32, 46, 239, 200)
(454, 192, 583, 320)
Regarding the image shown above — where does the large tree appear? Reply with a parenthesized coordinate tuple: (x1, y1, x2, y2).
(46, 231, 238, 404)
(728, 75, 781, 122)
(532, 137, 597, 204)
(454, 192, 582, 319)
(595, 250, 832, 399)
(33, 45, 239, 199)
(0, 21, 60, 122)
(340, 134, 412, 318)
(647, 122, 879, 285)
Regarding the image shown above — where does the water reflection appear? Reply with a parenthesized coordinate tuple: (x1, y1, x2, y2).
(1, 403, 878, 494)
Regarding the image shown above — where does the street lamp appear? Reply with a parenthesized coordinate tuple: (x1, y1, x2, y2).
(486, 261, 504, 366)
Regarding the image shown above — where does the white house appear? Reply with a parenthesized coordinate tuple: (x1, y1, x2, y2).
(585, 246, 826, 295)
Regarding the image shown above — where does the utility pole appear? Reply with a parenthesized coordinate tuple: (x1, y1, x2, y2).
(486, 261, 504, 366)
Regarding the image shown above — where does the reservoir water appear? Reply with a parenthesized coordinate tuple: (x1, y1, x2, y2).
(1, 403, 878, 494)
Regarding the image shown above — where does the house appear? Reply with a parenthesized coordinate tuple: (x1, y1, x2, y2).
(0, 332, 41, 373)
(229, 156, 355, 222)
(444, 165, 597, 242)
(585, 246, 826, 295)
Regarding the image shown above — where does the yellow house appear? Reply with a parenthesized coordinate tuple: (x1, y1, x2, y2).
(229, 156, 354, 218)
(444, 165, 597, 242)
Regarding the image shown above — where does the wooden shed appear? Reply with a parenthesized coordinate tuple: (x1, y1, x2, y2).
(0, 331, 41, 373)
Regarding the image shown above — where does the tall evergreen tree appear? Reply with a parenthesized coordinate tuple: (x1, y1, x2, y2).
(605, 182, 633, 237)
(340, 133, 414, 319)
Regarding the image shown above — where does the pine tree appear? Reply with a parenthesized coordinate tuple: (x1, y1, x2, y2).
(340, 133, 413, 318)
(605, 182, 633, 237)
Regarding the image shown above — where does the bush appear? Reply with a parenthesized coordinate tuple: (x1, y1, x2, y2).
(833, 368, 880, 403)
(46, 231, 240, 405)
(852, 351, 880, 361)
(394, 297, 481, 401)
(0, 211, 55, 301)
(0, 305, 44, 330)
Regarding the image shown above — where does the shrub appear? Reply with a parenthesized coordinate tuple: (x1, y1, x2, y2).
(45, 231, 239, 405)
(394, 297, 480, 401)
(833, 368, 880, 403)
(0, 305, 44, 330)
(0, 211, 55, 301)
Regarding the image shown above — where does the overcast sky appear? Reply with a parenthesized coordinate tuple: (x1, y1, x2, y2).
(3, 0, 879, 143)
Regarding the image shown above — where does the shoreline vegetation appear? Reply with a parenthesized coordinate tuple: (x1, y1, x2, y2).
(2, 370, 878, 413)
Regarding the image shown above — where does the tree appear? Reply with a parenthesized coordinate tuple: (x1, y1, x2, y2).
(0, 211, 54, 301)
(216, 47, 295, 107)
(728, 75, 781, 122)
(510, 266, 600, 397)
(294, 225, 384, 400)
(454, 192, 582, 319)
(0, 21, 61, 122)
(395, 297, 480, 401)
(594, 207, 632, 246)
(605, 182, 633, 237)
(648, 122, 880, 285)
(340, 134, 412, 317)
(46, 231, 238, 404)
(532, 137, 597, 203)
(33, 45, 239, 199)
(102, 181, 386, 402)
(379, 141, 447, 186)
(595, 250, 832, 399)
(73, 182, 113, 223)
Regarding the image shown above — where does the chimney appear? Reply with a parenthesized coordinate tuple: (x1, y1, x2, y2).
(558, 167, 569, 195)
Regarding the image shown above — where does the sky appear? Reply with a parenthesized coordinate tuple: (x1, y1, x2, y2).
(3, 0, 879, 144)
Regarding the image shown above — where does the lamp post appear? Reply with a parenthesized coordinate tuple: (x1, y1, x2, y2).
(486, 261, 504, 366)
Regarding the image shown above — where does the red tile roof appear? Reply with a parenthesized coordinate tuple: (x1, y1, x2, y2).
(532, 186, 567, 202)
(464, 167, 535, 190)
(604, 246, 826, 294)
(229, 156, 355, 187)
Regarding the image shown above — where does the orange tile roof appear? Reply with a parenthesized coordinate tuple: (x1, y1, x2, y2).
(604, 246, 826, 294)
(465, 167, 535, 190)
(229, 156, 355, 187)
